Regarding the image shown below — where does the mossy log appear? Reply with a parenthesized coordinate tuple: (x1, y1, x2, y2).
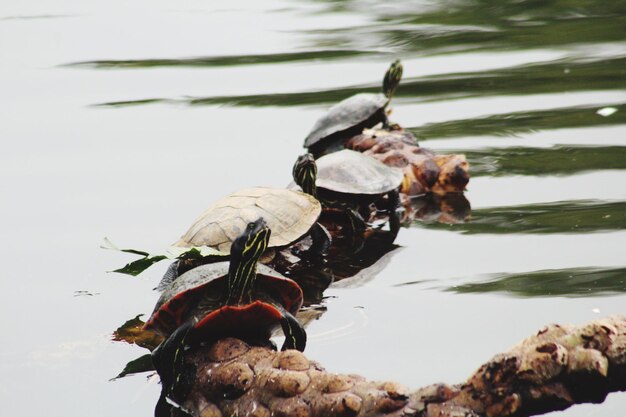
(174, 315, 625, 417)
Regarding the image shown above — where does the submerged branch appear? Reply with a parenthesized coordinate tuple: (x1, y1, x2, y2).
(175, 315, 625, 417)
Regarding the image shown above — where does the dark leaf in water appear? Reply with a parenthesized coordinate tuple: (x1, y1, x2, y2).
(110, 354, 155, 381)
(102, 238, 225, 277)
(112, 255, 168, 276)
(112, 315, 164, 351)
(100, 237, 150, 257)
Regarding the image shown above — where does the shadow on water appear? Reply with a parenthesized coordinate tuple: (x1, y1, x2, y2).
(418, 200, 626, 235)
(444, 266, 626, 298)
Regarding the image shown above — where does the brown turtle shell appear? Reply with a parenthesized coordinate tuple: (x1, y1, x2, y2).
(175, 187, 321, 253)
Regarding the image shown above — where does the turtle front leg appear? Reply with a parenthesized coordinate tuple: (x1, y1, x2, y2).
(347, 207, 368, 232)
(308, 222, 331, 255)
(381, 111, 391, 130)
(156, 260, 181, 292)
(280, 310, 307, 352)
(386, 189, 401, 234)
(152, 322, 195, 417)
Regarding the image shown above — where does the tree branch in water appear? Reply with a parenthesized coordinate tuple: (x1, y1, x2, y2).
(172, 315, 625, 417)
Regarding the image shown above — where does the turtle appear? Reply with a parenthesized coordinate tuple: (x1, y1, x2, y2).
(292, 150, 404, 233)
(148, 218, 306, 416)
(164, 187, 331, 281)
(145, 218, 306, 349)
(304, 59, 403, 157)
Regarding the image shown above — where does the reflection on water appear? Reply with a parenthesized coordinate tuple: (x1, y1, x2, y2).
(2, 0, 626, 415)
(92, 56, 626, 108)
(304, 0, 626, 54)
(447, 266, 626, 298)
(414, 103, 626, 139)
(466, 146, 626, 177)
(422, 200, 626, 235)
(69, 49, 373, 69)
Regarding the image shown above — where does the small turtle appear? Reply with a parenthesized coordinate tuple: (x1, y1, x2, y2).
(164, 187, 330, 281)
(304, 60, 403, 157)
(292, 150, 403, 232)
(149, 218, 306, 416)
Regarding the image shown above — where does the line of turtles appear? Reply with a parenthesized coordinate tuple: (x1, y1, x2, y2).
(115, 60, 469, 417)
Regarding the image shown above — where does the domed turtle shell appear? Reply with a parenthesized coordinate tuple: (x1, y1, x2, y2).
(316, 149, 403, 195)
(175, 187, 321, 252)
(304, 93, 387, 152)
(144, 262, 303, 337)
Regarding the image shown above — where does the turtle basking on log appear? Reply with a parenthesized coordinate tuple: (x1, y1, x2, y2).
(148, 218, 307, 416)
(300, 59, 469, 197)
(164, 187, 331, 280)
(304, 60, 405, 157)
(292, 150, 403, 233)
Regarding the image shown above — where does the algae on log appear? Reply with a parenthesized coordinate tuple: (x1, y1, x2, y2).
(172, 316, 625, 417)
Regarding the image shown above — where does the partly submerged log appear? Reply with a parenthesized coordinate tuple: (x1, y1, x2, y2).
(346, 128, 469, 196)
(173, 316, 625, 417)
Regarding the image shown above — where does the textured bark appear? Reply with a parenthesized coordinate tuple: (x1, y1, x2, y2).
(174, 316, 625, 417)
(346, 128, 469, 196)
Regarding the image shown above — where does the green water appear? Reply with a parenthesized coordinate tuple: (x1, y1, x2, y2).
(1, 0, 624, 415)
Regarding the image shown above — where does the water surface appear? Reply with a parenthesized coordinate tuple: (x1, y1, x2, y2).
(1, 0, 625, 415)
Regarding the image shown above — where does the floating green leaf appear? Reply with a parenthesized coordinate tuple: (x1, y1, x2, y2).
(101, 238, 226, 276)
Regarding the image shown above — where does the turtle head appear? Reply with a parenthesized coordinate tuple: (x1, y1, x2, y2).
(293, 153, 317, 197)
(227, 218, 271, 304)
(382, 59, 403, 100)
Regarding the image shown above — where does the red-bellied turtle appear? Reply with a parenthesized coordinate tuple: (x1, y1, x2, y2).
(146, 218, 305, 350)
(148, 218, 306, 416)
(303, 60, 403, 157)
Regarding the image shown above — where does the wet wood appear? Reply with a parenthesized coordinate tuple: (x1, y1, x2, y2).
(346, 128, 469, 196)
(172, 315, 625, 417)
